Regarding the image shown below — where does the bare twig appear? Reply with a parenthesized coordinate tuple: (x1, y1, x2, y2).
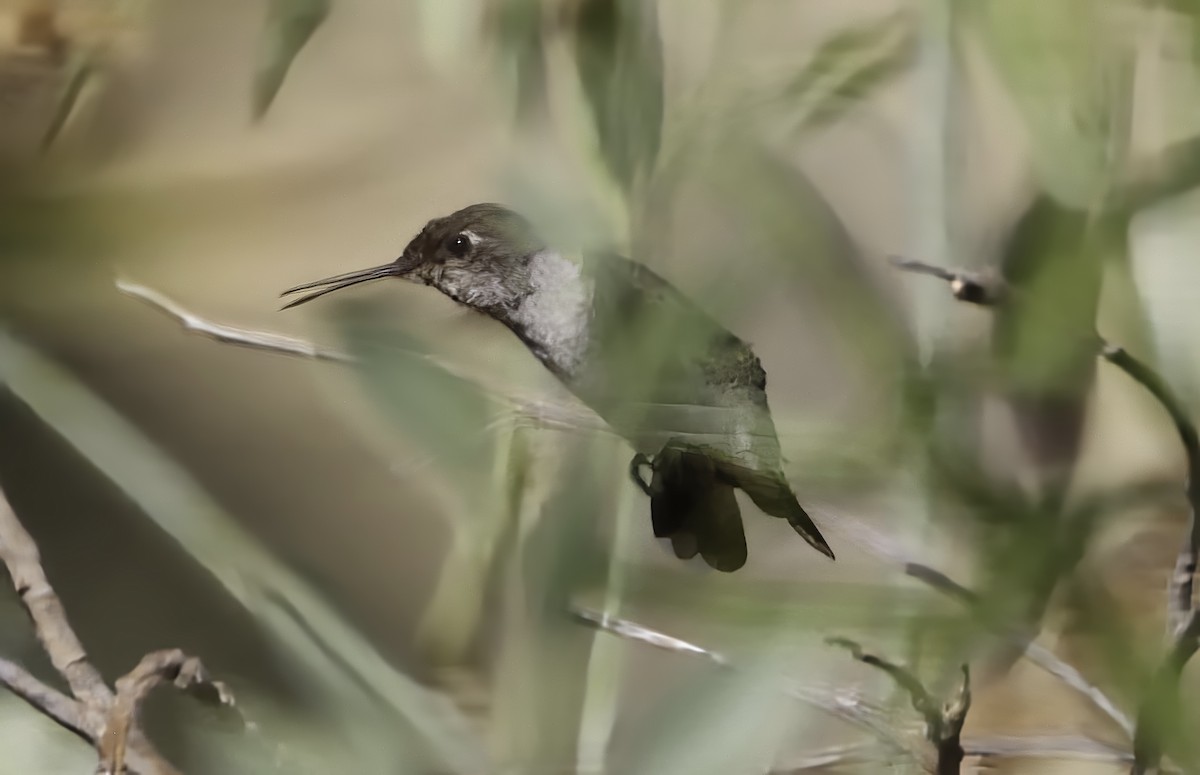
(117, 281, 350, 363)
(966, 734, 1135, 764)
(0, 655, 90, 739)
(0, 482, 233, 774)
(117, 279, 612, 436)
(575, 604, 1129, 771)
(904, 560, 1135, 736)
(835, 509, 1134, 737)
(1101, 345, 1200, 640)
(569, 607, 728, 666)
(0, 485, 110, 709)
(775, 735, 1141, 773)
(1021, 642, 1134, 737)
(1096, 348, 1200, 773)
(826, 637, 939, 718)
(570, 604, 915, 754)
(827, 637, 970, 775)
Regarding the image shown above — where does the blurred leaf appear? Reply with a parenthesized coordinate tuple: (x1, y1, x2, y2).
(644, 129, 915, 480)
(488, 0, 548, 124)
(784, 11, 916, 132)
(415, 421, 531, 666)
(992, 196, 1116, 486)
(330, 299, 498, 488)
(1122, 134, 1200, 215)
(1157, 0, 1200, 54)
(613, 653, 798, 775)
(40, 47, 96, 152)
(575, 448, 640, 774)
(417, 0, 484, 71)
(489, 436, 608, 773)
(0, 328, 486, 774)
(329, 300, 515, 669)
(688, 134, 912, 385)
(962, 0, 1138, 208)
(1128, 189, 1200, 400)
(572, 0, 664, 193)
(253, 0, 331, 120)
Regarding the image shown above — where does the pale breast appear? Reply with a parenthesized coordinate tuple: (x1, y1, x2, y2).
(508, 250, 594, 377)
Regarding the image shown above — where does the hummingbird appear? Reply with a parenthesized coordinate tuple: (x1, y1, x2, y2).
(282, 203, 834, 571)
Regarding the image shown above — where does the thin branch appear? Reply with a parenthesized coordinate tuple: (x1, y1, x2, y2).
(0, 480, 233, 774)
(0, 655, 90, 740)
(775, 735, 1141, 773)
(570, 605, 915, 755)
(117, 281, 350, 363)
(117, 279, 612, 437)
(575, 604, 1130, 772)
(1101, 345, 1200, 639)
(827, 637, 969, 775)
(826, 637, 936, 719)
(569, 607, 729, 667)
(904, 560, 1135, 736)
(1097, 349, 1200, 775)
(0, 484, 110, 708)
(835, 503, 1135, 738)
(1021, 642, 1133, 737)
(966, 734, 1135, 764)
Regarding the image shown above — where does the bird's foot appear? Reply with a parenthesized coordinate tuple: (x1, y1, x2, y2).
(628, 453, 655, 496)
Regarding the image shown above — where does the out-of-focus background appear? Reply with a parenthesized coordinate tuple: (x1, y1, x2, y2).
(2, 0, 1200, 772)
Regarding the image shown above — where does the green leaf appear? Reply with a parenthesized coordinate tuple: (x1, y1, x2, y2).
(614, 655, 798, 775)
(488, 0, 548, 124)
(573, 0, 664, 194)
(327, 299, 498, 491)
(253, 0, 331, 120)
(40, 48, 96, 152)
(991, 197, 1108, 396)
(783, 11, 916, 132)
(417, 0, 485, 71)
(963, 0, 1138, 208)
(1128, 187, 1200, 400)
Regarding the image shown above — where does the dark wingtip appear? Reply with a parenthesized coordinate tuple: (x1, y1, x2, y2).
(788, 521, 836, 561)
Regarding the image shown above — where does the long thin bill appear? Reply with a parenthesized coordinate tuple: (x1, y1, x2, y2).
(280, 263, 399, 309)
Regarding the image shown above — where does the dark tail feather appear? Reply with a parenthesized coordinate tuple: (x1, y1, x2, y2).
(650, 449, 748, 572)
(737, 473, 835, 560)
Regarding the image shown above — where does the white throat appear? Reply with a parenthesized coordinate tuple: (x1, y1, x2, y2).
(510, 250, 593, 377)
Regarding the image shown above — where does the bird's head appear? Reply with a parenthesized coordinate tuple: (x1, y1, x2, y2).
(281, 203, 545, 312)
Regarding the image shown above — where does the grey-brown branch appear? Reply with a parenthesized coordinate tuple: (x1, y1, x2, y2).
(116, 279, 610, 436)
(827, 637, 970, 775)
(0, 483, 233, 774)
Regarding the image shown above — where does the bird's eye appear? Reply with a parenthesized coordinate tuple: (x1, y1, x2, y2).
(446, 233, 472, 258)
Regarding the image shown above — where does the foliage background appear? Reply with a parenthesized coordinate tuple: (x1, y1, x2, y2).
(2, 0, 1200, 772)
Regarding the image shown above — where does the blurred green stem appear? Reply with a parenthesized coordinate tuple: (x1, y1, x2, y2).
(414, 530, 494, 665)
(416, 418, 525, 666)
(575, 444, 637, 773)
